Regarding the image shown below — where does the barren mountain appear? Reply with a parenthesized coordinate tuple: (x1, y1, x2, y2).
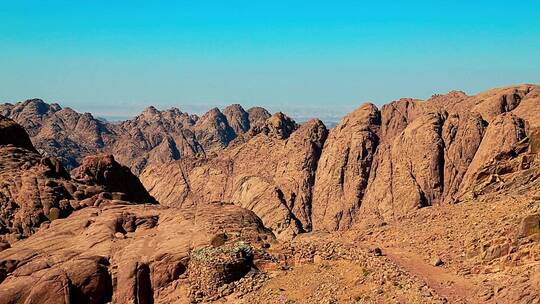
(1, 84, 540, 303)
(141, 84, 540, 233)
(141, 112, 324, 240)
(0, 100, 270, 174)
(0, 113, 278, 303)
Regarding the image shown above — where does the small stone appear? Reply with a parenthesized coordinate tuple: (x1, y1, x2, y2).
(431, 256, 443, 267)
(47, 207, 61, 221)
(115, 232, 126, 239)
(518, 214, 540, 238)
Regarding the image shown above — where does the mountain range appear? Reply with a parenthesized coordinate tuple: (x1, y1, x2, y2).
(0, 84, 539, 303)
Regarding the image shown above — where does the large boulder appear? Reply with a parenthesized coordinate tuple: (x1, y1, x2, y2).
(71, 154, 155, 203)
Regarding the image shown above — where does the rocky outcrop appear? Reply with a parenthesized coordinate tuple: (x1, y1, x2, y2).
(0, 116, 75, 242)
(441, 112, 487, 203)
(360, 112, 446, 220)
(0, 202, 275, 304)
(0, 115, 36, 152)
(0, 117, 276, 302)
(193, 107, 240, 155)
(139, 84, 540, 232)
(223, 104, 251, 135)
(71, 154, 156, 203)
(311, 103, 381, 231)
(357, 98, 426, 222)
(465, 85, 533, 122)
(1, 100, 115, 170)
(141, 114, 327, 240)
(458, 113, 527, 195)
(0, 117, 157, 243)
(112, 106, 203, 174)
(247, 107, 271, 130)
(3, 84, 540, 235)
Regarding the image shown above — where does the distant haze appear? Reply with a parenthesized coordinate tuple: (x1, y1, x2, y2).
(1, 1, 539, 121)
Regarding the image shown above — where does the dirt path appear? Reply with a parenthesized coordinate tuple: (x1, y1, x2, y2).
(382, 247, 478, 303)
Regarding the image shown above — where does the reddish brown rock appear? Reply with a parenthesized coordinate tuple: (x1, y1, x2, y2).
(1, 100, 272, 173)
(0, 144, 75, 241)
(71, 154, 155, 203)
(459, 113, 527, 195)
(194, 107, 237, 154)
(359, 99, 426, 222)
(112, 106, 203, 174)
(223, 104, 251, 135)
(441, 112, 487, 203)
(0, 115, 36, 152)
(141, 115, 326, 240)
(311, 103, 380, 231)
(247, 107, 271, 130)
(466, 85, 534, 122)
(0, 202, 274, 304)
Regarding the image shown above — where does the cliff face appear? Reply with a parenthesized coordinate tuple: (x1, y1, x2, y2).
(140, 113, 327, 240)
(311, 103, 381, 231)
(138, 84, 540, 235)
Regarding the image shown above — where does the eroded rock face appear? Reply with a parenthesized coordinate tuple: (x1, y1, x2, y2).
(140, 84, 540, 231)
(441, 112, 487, 203)
(360, 112, 447, 220)
(71, 154, 156, 203)
(311, 103, 381, 231)
(0, 118, 155, 243)
(459, 113, 527, 195)
(194, 108, 237, 154)
(247, 107, 271, 130)
(358, 99, 426, 222)
(466, 85, 533, 122)
(1, 100, 115, 170)
(0, 122, 275, 302)
(0, 202, 275, 304)
(223, 104, 251, 135)
(0, 116, 76, 242)
(141, 115, 327, 240)
(0, 100, 272, 173)
(0, 145, 74, 242)
(112, 106, 203, 174)
(3, 84, 540, 237)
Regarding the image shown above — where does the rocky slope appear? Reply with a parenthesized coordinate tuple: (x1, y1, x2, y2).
(0, 100, 271, 173)
(1, 84, 540, 303)
(0, 113, 280, 303)
(0, 115, 156, 243)
(141, 113, 326, 240)
(141, 84, 540, 236)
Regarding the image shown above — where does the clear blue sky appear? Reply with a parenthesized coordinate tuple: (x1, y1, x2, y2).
(1, 1, 539, 120)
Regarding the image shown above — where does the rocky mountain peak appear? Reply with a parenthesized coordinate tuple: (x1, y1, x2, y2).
(223, 104, 250, 134)
(260, 112, 298, 139)
(142, 105, 159, 115)
(247, 106, 271, 129)
(194, 107, 237, 152)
